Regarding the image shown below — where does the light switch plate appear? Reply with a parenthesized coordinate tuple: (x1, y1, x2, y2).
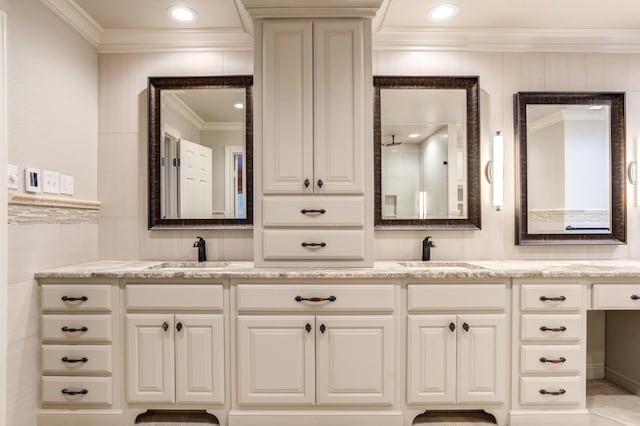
(25, 167, 41, 193)
(60, 174, 74, 195)
(7, 164, 18, 190)
(43, 170, 60, 194)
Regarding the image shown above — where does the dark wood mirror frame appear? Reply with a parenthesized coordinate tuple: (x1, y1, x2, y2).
(374, 76, 481, 229)
(148, 75, 253, 229)
(514, 91, 626, 245)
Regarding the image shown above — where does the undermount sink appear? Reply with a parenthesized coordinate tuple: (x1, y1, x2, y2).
(149, 261, 230, 269)
(397, 261, 485, 270)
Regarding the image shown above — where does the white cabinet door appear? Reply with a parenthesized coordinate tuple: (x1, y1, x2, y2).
(407, 315, 457, 404)
(316, 315, 393, 405)
(313, 20, 364, 195)
(262, 20, 314, 194)
(457, 314, 506, 403)
(175, 314, 225, 404)
(237, 316, 315, 406)
(126, 314, 175, 403)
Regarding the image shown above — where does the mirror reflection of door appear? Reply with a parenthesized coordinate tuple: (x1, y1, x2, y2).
(225, 146, 245, 219)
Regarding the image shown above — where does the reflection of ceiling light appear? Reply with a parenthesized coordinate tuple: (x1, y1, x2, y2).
(167, 6, 198, 23)
(428, 4, 459, 21)
(588, 105, 603, 110)
(233, 103, 244, 110)
(408, 133, 420, 138)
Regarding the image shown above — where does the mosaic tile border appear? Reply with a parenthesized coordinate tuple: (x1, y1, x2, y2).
(8, 191, 100, 225)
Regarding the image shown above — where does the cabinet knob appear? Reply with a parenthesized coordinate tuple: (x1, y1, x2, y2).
(631, 295, 639, 300)
(449, 322, 456, 332)
(320, 324, 326, 334)
(304, 178, 310, 188)
(317, 179, 323, 188)
(462, 322, 469, 332)
(539, 389, 566, 396)
(162, 322, 169, 332)
(305, 323, 312, 333)
(539, 296, 566, 302)
(176, 322, 183, 332)
(61, 296, 88, 302)
(539, 357, 567, 364)
(540, 326, 567, 332)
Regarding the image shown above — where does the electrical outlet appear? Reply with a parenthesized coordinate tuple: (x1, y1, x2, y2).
(43, 170, 60, 194)
(7, 164, 18, 190)
(60, 174, 74, 195)
(25, 167, 41, 193)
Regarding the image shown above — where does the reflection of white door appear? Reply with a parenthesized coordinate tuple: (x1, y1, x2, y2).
(225, 145, 245, 218)
(179, 140, 212, 218)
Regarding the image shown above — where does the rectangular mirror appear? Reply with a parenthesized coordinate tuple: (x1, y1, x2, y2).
(514, 92, 626, 244)
(148, 76, 253, 229)
(374, 76, 481, 229)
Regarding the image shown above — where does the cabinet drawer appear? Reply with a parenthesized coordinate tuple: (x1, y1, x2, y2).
(520, 377, 582, 406)
(42, 376, 112, 406)
(408, 284, 506, 311)
(520, 315, 582, 342)
(520, 345, 582, 374)
(521, 285, 582, 311)
(42, 345, 112, 375)
(126, 284, 223, 311)
(592, 284, 640, 309)
(263, 197, 364, 227)
(41, 285, 112, 312)
(237, 285, 394, 312)
(263, 230, 364, 260)
(42, 315, 112, 343)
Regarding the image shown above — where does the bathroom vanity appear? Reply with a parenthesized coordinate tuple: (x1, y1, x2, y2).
(35, 260, 640, 426)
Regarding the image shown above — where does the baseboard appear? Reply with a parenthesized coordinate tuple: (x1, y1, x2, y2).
(605, 367, 640, 395)
(228, 410, 404, 426)
(37, 410, 123, 426)
(510, 410, 590, 426)
(587, 363, 605, 380)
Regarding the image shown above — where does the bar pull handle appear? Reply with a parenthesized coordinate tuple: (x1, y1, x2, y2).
(295, 296, 337, 303)
(301, 242, 326, 248)
(61, 326, 88, 333)
(539, 296, 566, 302)
(61, 357, 88, 364)
(300, 209, 326, 215)
(539, 357, 567, 364)
(540, 326, 567, 332)
(539, 389, 566, 396)
(61, 389, 88, 396)
(61, 296, 88, 302)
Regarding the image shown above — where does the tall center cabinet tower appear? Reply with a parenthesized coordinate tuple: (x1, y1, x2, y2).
(244, 0, 381, 267)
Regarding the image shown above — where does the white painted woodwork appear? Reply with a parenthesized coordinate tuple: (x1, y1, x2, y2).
(126, 315, 175, 403)
(126, 284, 223, 311)
(519, 376, 582, 405)
(179, 139, 213, 218)
(41, 376, 112, 406)
(520, 284, 582, 311)
(41, 285, 112, 312)
(237, 316, 315, 406)
(407, 284, 506, 311)
(313, 20, 364, 194)
(520, 314, 582, 342)
(315, 315, 394, 405)
(520, 345, 582, 375)
(262, 230, 365, 260)
(262, 196, 365, 227)
(592, 284, 640, 309)
(407, 315, 456, 404)
(175, 314, 225, 404)
(42, 345, 112, 375)
(42, 315, 112, 343)
(236, 284, 394, 313)
(262, 20, 313, 194)
(457, 314, 506, 403)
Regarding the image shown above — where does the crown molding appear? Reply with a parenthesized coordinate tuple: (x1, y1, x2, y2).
(40, 0, 102, 47)
(374, 27, 640, 53)
(202, 122, 244, 131)
(164, 94, 205, 130)
(99, 29, 253, 53)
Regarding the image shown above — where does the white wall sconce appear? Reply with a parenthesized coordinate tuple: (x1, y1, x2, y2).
(485, 131, 504, 211)
(627, 137, 640, 206)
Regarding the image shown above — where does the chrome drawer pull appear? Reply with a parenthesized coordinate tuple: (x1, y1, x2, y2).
(61, 388, 88, 396)
(539, 389, 566, 396)
(539, 296, 566, 302)
(300, 209, 326, 215)
(61, 326, 88, 333)
(295, 296, 337, 303)
(631, 295, 639, 300)
(61, 357, 88, 364)
(540, 326, 566, 332)
(301, 242, 326, 248)
(61, 296, 88, 302)
(539, 357, 566, 364)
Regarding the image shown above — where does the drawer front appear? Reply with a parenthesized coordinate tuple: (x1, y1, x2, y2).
(41, 285, 112, 312)
(520, 377, 582, 406)
(42, 345, 112, 375)
(408, 284, 506, 311)
(263, 230, 364, 260)
(520, 285, 582, 311)
(520, 345, 582, 374)
(592, 284, 640, 309)
(520, 315, 582, 342)
(237, 285, 394, 312)
(42, 315, 112, 343)
(263, 197, 364, 227)
(42, 376, 112, 406)
(126, 284, 223, 311)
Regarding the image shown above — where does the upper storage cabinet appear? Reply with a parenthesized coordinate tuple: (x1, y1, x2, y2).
(262, 19, 364, 194)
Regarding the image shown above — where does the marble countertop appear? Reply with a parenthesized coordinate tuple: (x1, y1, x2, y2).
(34, 259, 640, 280)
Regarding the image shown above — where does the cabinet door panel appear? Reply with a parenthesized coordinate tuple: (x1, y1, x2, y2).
(407, 315, 456, 404)
(126, 315, 174, 403)
(457, 314, 506, 403)
(175, 314, 224, 404)
(316, 315, 393, 405)
(263, 20, 313, 194)
(237, 316, 315, 406)
(314, 20, 364, 194)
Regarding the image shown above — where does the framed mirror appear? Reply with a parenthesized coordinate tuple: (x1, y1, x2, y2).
(514, 92, 626, 245)
(148, 76, 253, 229)
(374, 76, 481, 229)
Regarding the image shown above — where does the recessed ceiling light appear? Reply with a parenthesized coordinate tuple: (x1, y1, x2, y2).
(167, 6, 198, 23)
(588, 105, 603, 110)
(233, 103, 244, 110)
(428, 3, 459, 21)
(408, 133, 420, 138)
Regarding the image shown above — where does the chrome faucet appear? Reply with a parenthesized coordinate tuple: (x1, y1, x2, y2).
(422, 236, 436, 261)
(193, 236, 207, 262)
